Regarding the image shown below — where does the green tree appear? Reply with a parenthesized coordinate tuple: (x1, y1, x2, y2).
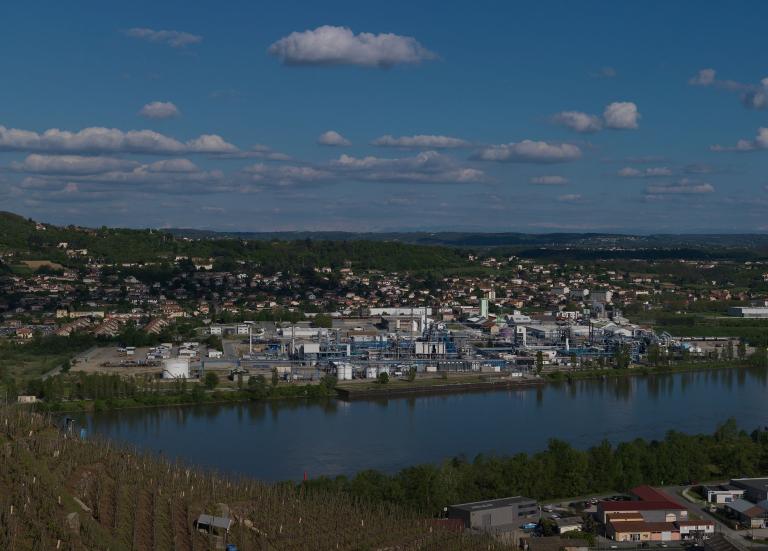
(535, 351, 544, 375)
(205, 334, 222, 350)
(191, 384, 206, 403)
(312, 314, 333, 328)
(271, 368, 279, 387)
(407, 367, 416, 382)
(647, 344, 660, 366)
(751, 346, 768, 368)
(614, 344, 631, 369)
(247, 374, 269, 399)
(738, 340, 747, 361)
(540, 518, 558, 537)
(204, 372, 219, 390)
(377, 372, 389, 385)
(320, 375, 337, 392)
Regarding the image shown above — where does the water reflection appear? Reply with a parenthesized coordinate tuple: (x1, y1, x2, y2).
(86, 367, 768, 481)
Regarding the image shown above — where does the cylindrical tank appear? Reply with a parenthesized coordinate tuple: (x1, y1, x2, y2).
(162, 358, 190, 379)
(336, 363, 353, 381)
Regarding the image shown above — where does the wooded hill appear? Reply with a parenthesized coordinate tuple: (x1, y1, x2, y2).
(0, 211, 468, 271)
(4, 211, 768, 271)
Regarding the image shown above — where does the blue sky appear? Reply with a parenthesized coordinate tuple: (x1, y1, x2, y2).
(1, 1, 768, 232)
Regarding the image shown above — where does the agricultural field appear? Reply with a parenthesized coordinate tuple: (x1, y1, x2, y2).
(0, 408, 505, 550)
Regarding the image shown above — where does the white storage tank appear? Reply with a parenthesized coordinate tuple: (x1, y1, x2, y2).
(162, 358, 190, 379)
(336, 363, 353, 381)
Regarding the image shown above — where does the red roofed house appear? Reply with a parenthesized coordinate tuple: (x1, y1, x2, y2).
(630, 485, 680, 505)
(599, 485, 708, 542)
(15, 327, 33, 340)
(597, 501, 688, 524)
(608, 521, 681, 542)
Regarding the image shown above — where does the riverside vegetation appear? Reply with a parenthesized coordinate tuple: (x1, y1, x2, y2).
(302, 418, 768, 516)
(28, 371, 340, 412)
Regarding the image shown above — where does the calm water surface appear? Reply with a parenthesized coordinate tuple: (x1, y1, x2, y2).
(80, 368, 768, 481)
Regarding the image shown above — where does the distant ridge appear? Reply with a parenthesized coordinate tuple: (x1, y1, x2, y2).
(166, 226, 768, 250)
(3, 211, 768, 261)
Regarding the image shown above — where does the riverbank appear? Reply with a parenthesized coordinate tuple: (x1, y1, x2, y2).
(336, 360, 752, 400)
(34, 380, 336, 413)
(335, 374, 544, 399)
(42, 360, 754, 412)
(542, 359, 750, 383)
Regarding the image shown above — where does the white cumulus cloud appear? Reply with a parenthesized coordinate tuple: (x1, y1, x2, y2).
(0, 124, 237, 155)
(145, 159, 199, 173)
(372, 134, 471, 149)
(603, 102, 640, 129)
(244, 163, 333, 185)
(689, 68, 717, 87)
(551, 112, 602, 133)
(711, 127, 768, 152)
(553, 102, 640, 132)
(124, 28, 202, 48)
(645, 179, 715, 195)
(689, 68, 768, 110)
(317, 130, 351, 146)
(11, 154, 138, 175)
(332, 151, 484, 183)
(139, 101, 180, 119)
(618, 166, 673, 177)
(474, 140, 581, 163)
(530, 175, 569, 185)
(268, 25, 437, 67)
(214, 144, 292, 161)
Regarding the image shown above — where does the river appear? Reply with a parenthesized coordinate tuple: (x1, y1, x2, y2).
(79, 367, 768, 482)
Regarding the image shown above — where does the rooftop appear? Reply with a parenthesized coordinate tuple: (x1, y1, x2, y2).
(630, 485, 678, 506)
(449, 496, 536, 512)
(611, 521, 677, 533)
(195, 514, 232, 531)
(724, 498, 766, 516)
(600, 501, 685, 512)
(731, 478, 768, 492)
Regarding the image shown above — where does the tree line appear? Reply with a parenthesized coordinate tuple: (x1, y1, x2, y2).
(302, 419, 768, 516)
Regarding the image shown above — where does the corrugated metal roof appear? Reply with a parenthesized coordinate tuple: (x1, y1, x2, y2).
(196, 514, 232, 530)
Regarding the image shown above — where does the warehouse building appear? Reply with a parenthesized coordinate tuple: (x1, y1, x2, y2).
(447, 496, 538, 532)
(728, 307, 768, 319)
(730, 478, 768, 502)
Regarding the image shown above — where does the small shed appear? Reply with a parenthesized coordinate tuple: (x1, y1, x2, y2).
(195, 514, 233, 535)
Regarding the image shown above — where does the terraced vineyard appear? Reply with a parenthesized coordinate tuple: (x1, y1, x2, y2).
(0, 408, 505, 550)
